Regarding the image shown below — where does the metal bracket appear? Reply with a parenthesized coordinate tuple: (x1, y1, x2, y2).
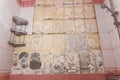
(114, 22, 120, 26)
(111, 11, 119, 16)
(101, 4, 119, 16)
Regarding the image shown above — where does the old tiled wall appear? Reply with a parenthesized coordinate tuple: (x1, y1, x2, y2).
(11, 0, 104, 74)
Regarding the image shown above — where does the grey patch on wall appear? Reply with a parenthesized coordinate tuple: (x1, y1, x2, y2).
(89, 50, 104, 73)
(13, 61, 18, 67)
(13, 53, 19, 67)
(52, 63, 65, 73)
(66, 34, 87, 53)
(19, 52, 29, 69)
(79, 51, 90, 73)
(30, 53, 41, 69)
(52, 54, 65, 74)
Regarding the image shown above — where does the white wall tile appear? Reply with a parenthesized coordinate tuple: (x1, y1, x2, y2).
(95, 5, 115, 33)
(113, 48, 120, 69)
(19, 7, 34, 34)
(99, 33, 112, 49)
(102, 50, 116, 69)
(110, 28, 120, 48)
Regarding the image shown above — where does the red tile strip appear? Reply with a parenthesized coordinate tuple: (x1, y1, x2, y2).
(0, 72, 10, 80)
(17, 0, 35, 7)
(94, 0, 105, 4)
(9, 74, 105, 80)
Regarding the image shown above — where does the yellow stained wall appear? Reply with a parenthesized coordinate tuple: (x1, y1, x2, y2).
(11, 0, 104, 74)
